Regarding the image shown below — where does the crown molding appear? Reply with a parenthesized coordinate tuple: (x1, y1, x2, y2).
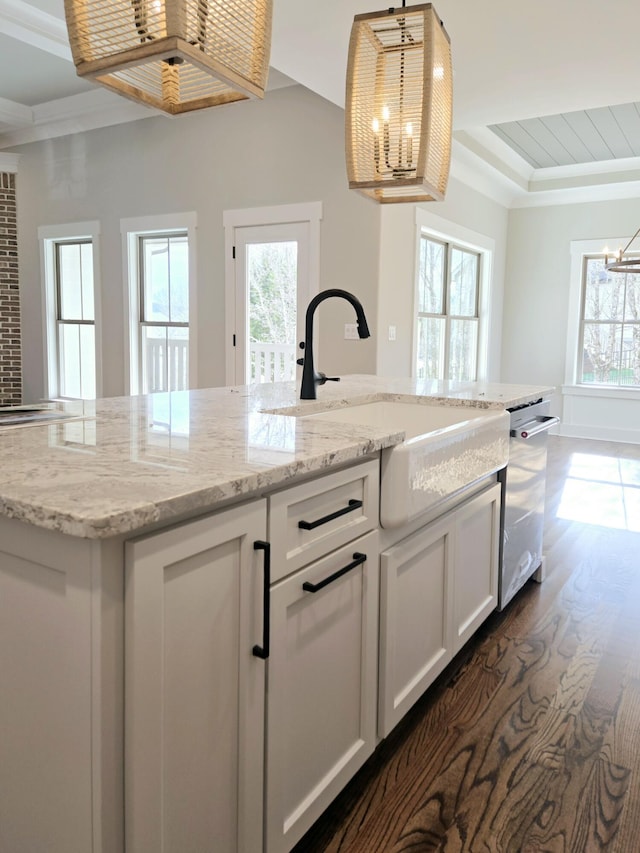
(450, 138, 526, 208)
(0, 0, 72, 60)
(0, 89, 157, 149)
(454, 127, 533, 188)
(454, 127, 640, 209)
(0, 95, 33, 128)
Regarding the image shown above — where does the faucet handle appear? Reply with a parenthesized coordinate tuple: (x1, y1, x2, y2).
(316, 372, 340, 386)
(296, 357, 304, 366)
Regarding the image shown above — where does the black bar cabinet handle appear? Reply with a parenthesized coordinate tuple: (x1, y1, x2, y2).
(298, 499, 363, 531)
(302, 552, 367, 594)
(252, 540, 270, 660)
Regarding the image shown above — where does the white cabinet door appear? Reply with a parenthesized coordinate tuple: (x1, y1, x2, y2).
(265, 531, 379, 853)
(125, 499, 267, 853)
(0, 524, 95, 853)
(378, 480, 502, 738)
(452, 482, 501, 654)
(378, 516, 453, 738)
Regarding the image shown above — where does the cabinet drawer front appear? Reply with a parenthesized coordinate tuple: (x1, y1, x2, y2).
(269, 459, 379, 582)
(266, 530, 379, 853)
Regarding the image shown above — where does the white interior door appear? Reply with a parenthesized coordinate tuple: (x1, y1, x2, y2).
(232, 222, 313, 385)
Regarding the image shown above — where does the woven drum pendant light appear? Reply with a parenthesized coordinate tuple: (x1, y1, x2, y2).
(345, 3, 452, 203)
(63, 0, 273, 115)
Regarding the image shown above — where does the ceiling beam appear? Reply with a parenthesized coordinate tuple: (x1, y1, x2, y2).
(0, 0, 72, 61)
(0, 95, 33, 128)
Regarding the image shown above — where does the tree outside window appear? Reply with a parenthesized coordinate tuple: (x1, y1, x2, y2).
(247, 242, 297, 349)
(246, 240, 297, 383)
(580, 256, 640, 387)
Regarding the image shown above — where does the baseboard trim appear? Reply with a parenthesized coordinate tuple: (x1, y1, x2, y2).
(558, 423, 640, 445)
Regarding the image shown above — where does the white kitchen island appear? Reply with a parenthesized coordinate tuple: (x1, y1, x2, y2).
(0, 376, 552, 853)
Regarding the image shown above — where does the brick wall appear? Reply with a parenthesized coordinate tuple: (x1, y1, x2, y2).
(0, 172, 21, 406)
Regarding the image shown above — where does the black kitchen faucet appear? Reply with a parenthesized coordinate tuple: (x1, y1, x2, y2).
(298, 289, 371, 400)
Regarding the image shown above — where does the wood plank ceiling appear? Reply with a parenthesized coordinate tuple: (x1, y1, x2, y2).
(490, 102, 640, 168)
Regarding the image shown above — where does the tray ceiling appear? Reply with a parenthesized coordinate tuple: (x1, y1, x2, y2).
(2, 0, 640, 208)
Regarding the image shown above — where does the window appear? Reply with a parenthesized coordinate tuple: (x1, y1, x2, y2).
(139, 233, 189, 393)
(578, 254, 640, 387)
(416, 235, 480, 381)
(55, 241, 96, 398)
(122, 213, 197, 395)
(39, 222, 101, 400)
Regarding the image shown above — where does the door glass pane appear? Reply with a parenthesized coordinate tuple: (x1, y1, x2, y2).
(448, 319, 478, 381)
(449, 248, 478, 317)
(246, 241, 297, 384)
(416, 317, 445, 379)
(418, 238, 444, 313)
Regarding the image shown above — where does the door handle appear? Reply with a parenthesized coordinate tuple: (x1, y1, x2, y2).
(510, 415, 560, 440)
(252, 540, 270, 659)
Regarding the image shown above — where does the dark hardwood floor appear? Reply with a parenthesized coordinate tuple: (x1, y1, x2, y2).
(293, 436, 640, 853)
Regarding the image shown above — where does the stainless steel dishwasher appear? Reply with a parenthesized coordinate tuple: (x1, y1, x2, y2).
(498, 398, 560, 610)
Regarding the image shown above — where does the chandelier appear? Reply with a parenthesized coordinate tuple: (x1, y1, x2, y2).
(345, 2, 452, 204)
(63, 0, 272, 115)
(605, 226, 640, 274)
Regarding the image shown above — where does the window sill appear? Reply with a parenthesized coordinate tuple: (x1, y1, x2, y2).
(562, 384, 640, 400)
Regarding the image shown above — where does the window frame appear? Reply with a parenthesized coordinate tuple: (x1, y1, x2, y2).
(39, 221, 102, 400)
(566, 238, 640, 395)
(137, 231, 190, 394)
(416, 235, 481, 381)
(412, 229, 486, 382)
(576, 253, 640, 388)
(413, 210, 494, 384)
(121, 213, 197, 395)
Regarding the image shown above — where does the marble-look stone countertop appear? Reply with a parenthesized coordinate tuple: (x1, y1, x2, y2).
(0, 376, 554, 539)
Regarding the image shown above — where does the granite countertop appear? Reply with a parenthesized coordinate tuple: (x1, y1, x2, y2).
(0, 375, 553, 539)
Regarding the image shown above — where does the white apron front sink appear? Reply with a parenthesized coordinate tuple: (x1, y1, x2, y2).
(299, 400, 509, 528)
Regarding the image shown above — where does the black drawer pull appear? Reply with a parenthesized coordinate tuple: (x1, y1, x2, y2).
(298, 499, 363, 531)
(252, 540, 270, 660)
(302, 552, 367, 593)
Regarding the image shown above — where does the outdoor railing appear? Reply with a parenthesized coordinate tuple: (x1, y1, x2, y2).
(144, 339, 296, 391)
(145, 338, 189, 392)
(250, 342, 296, 384)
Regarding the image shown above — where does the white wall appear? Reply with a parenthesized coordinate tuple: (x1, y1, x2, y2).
(502, 198, 640, 440)
(376, 176, 509, 380)
(16, 79, 640, 444)
(15, 85, 379, 401)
